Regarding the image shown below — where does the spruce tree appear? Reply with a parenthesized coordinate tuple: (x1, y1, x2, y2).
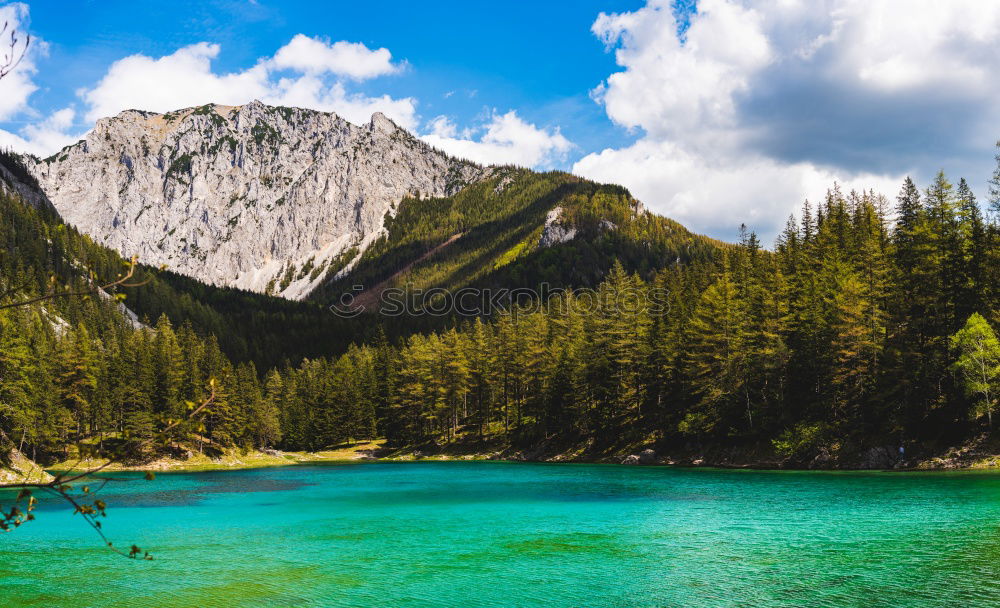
(680, 260, 747, 436)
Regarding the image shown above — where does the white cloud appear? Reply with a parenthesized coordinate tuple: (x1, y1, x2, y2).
(592, 0, 771, 142)
(78, 40, 417, 130)
(574, 0, 1000, 242)
(80, 43, 270, 122)
(0, 107, 80, 156)
(422, 110, 572, 168)
(270, 34, 401, 80)
(0, 27, 418, 157)
(829, 1, 1000, 93)
(263, 77, 417, 130)
(2, 4, 568, 171)
(575, 139, 900, 240)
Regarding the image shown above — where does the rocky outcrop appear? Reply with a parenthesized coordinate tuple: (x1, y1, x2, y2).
(539, 206, 577, 247)
(0, 447, 52, 484)
(858, 446, 901, 470)
(622, 449, 658, 465)
(32, 102, 485, 299)
(0, 152, 55, 212)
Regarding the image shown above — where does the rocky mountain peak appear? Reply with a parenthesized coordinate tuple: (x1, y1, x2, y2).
(31, 102, 486, 300)
(369, 111, 399, 135)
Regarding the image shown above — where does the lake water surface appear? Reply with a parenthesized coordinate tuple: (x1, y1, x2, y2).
(3, 461, 1000, 607)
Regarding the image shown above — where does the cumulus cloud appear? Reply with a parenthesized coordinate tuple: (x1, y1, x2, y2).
(1, 4, 568, 172)
(270, 34, 401, 80)
(422, 111, 572, 168)
(592, 0, 771, 142)
(80, 43, 270, 122)
(575, 139, 901, 238)
(0, 107, 80, 156)
(2, 10, 567, 168)
(0, 15, 418, 158)
(79, 38, 417, 129)
(263, 77, 417, 130)
(573, 0, 1000, 242)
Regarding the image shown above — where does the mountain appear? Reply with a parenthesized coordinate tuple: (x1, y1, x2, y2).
(312, 168, 722, 309)
(32, 102, 484, 299)
(28, 101, 722, 307)
(3, 103, 999, 471)
(2, 102, 721, 370)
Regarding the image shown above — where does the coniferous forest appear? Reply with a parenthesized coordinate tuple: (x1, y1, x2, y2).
(3, 151, 1000, 468)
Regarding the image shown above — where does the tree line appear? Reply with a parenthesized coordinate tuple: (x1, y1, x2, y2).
(3, 163, 1000, 465)
(284, 171, 1000, 462)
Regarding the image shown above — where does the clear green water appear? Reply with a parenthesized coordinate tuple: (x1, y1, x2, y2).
(3, 462, 1000, 607)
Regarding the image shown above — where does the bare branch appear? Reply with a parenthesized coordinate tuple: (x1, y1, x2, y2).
(0, 20, 30, 81)
(0, 255, 152, 311)
(0, 377, 216, 559)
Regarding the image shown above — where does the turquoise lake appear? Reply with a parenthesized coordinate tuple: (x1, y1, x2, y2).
(3, 461, 1000, 606)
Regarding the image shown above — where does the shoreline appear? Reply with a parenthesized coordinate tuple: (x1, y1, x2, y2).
(34, 437, 1000, 476)
(43, 441, 388, 474)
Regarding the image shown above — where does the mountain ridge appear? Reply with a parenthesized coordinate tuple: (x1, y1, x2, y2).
(31, 101, 486, 299)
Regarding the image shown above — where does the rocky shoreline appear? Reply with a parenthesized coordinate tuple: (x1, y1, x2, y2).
(7, 437, 1000, 481)
(382, 434, 1000, 471)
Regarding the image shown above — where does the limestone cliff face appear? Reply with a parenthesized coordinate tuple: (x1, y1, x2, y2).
(32, 101, 484, 299)
(0, 154, 54, 213)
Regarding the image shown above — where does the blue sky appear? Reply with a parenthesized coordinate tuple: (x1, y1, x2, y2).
(2, 0, 1000, 243)
(8, 0, 646, 162)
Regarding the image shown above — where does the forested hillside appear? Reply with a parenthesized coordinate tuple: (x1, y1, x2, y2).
(3, 144, 1000, 468)
(314, 168, 720, 307)
(0, 153, 371, 371)
(0, 155, 719, 466)
(273, 172, 1000, 466)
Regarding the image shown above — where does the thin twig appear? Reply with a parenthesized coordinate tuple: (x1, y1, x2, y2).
(0, 255, 151, 311)
(1, 374, 216, 557)
(0, 21, 29, 80)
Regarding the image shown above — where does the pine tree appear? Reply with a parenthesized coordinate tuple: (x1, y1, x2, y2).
(0, 308, 37, 451)
(152, 315, 185, 420)
(827, 262, 881, 427)
(737, 243, 788, 433)
(56, 324, 98, 441)
(259, 369, 285, 448)
(889, 177, 939, 429)
(441, 328, 470, 441)
(465, 317, 493, 438)
(680, 260, 747, 436)
(371, 327, 397, 437)
(602, 263, 651, 424)
(955, 178, 986, 320)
